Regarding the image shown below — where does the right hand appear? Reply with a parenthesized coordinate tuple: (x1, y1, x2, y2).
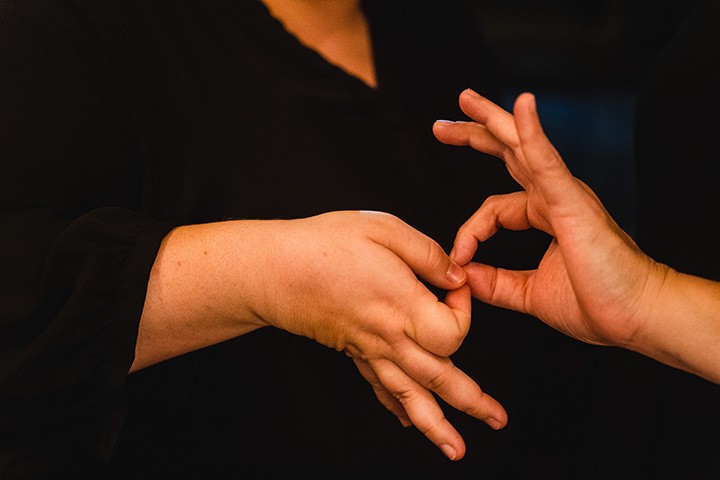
(137, 210, 507, 461)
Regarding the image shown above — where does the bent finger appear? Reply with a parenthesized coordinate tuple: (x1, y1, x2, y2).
(353, 357, 412, 427)
(452, 192, 531, 266)
(391, 341, 508, 430)
(409, 284, 472, 357)
(370, 358, 468, 461)
(458, 89, 521, 152)
(438, 90, 541, 192)
(364, 212, 467, 290)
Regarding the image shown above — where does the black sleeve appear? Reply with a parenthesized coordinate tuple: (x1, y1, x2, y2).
(0, 2, 172, 475)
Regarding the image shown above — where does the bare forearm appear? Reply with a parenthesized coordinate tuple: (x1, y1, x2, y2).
(124, 211, 504, 460)
(631, 267, 720, 384)
(130, 221, 269, 372)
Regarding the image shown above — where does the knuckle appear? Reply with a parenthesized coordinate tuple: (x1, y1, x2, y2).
(506, 135, 521, 152)
(438, 331, 464, 357)
(423, 238, 445, 273)
(424, 366, 452, 393)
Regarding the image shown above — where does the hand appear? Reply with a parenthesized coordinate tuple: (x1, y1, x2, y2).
(257, 211, 507, 461)
(137, 210, 507, 461)
(432, 90, 662, 348)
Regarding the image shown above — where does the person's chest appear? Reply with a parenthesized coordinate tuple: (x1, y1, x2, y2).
(117, 2, 441, 224)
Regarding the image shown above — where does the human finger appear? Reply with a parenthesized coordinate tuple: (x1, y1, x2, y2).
(448, 89, 534, 188)
(443, 284, 472, 327)
(464, 261, 535, 316)
(451, 192, 532, 266)
(457, 89, 521, 152)
(512, 93, 571, 185)
(391, 337, 507, 429)
(362, 211, 466, 291)
(370, 353, 507, 461)
(375, 357, 466, 460)
(512, 94, 612, 228)
(432, 120, 508, 159)
(352, 356, 412, 427)
(407, 283, 472, 357)
(360, 212, 475, 355)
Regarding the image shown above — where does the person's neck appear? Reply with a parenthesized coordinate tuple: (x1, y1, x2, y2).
(261, 0, 377, 88)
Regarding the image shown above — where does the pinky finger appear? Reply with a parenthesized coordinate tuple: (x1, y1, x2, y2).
(352, 357, 412, 427)
(369, 358, 468, 461)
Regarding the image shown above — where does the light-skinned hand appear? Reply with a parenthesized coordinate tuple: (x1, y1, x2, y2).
(136, 210, 507, 460)
(433, 89, 720, 383)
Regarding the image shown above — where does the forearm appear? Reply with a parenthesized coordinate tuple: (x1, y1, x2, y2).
(131, 221, 270, 372)
(126, 210, 507, 458)
(631, 266, 720, 383)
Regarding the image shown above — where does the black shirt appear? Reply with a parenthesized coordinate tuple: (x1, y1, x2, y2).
(1, 1, 596, 477)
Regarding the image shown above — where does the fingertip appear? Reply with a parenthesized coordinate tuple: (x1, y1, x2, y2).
(461, 87, 481, 99)
(463, 262, 496, 303)
(449, 236, 477, 267)
(432, 120, 450, 142)
(489, 406, 509, 430)
(432, 119, 460, 145)
(486, 416, 506, 431)
(514, 92, 536, 116)
(444, 284, 472, 338)
(440, 443, 464, 461)
(513, 93, 550, 156)
(398, 416, 413, 428)
(517, 91, 535, 102)
(458, 88, 484, 113)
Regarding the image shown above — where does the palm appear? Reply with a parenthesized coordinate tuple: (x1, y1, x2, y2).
(527, 238, 612, 345)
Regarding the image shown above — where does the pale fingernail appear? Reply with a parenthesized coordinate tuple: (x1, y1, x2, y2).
(440, 443, 458, 461)
(446, 261, 466, 284)
(435, 119, 454, 125)
(487, 417, 503, 430)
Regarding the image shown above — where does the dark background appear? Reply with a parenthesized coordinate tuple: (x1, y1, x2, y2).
(456, 3, 718, 478)
(463, 0, 701, 236)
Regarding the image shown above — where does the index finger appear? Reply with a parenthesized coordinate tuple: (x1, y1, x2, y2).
(360, 211, 466, 291)
(360, 211, 473, 355)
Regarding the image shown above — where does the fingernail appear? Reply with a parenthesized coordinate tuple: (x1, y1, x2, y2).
(440, 443, 457, 461)
(487, 417, 503, 430)
(446, 261, 466, 284)
(434, 119, 454, 124)
(463, 88, 481, 98)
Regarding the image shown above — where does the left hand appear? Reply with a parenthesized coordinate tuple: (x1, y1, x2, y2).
(433, 90, 654, 347)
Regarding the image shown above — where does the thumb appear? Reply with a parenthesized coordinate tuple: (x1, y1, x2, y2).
(464, 262, 533, 316)
(513, 93, 572, 188)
